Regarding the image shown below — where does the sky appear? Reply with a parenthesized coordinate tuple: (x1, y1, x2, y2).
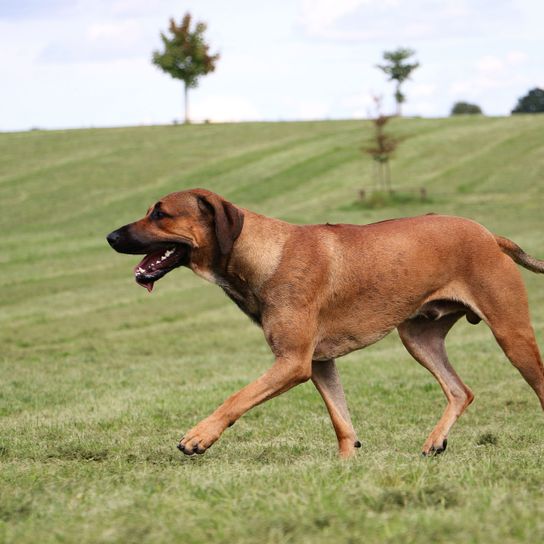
(1, 0, 543, 131)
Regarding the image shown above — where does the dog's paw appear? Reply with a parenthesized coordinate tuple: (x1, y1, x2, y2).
(337, 437, 362, 459)
(421, 437, 448, 457)
(177, 418, 224, 456)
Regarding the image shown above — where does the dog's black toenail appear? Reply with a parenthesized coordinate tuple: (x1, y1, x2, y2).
(435, 438, 448, 454)
(354, 440, 362, 448)
(177, 443, 185, 453)
(195, 445, 205, 455)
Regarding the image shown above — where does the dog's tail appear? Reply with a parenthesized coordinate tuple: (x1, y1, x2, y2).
(495, 235, 544, 273)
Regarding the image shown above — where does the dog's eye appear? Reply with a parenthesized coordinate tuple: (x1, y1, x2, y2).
(150, 209, 166, 220)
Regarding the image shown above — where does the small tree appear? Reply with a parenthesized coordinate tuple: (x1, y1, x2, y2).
(363, 96, 398, 191)
(152, 13, 220, 123)
(511, 88, 544, 114)
(376, 47, 420, 116)
(451, 101, 483, 115)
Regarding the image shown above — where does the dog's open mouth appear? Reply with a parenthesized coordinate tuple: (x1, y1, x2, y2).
(133, 245, 188, 292)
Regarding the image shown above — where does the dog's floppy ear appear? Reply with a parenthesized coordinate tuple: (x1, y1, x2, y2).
(197, 193, 244, 255)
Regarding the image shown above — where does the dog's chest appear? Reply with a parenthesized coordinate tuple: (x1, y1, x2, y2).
(220, 280, 262, 325)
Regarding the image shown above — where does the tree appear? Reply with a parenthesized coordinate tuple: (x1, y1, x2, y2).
(511, 88, 544, 114)
(362, 95, 398, 191)
(451, 101, 483, 115)
(376, 47, 420, 116)
(152, 13, 220, 123)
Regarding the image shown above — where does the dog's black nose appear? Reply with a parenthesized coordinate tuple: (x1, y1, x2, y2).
(106, 230, 120, 248)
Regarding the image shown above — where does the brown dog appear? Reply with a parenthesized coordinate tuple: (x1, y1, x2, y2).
(107, 188, 544, 457)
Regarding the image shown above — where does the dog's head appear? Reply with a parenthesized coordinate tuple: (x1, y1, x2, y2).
(106, 189, 244, 291)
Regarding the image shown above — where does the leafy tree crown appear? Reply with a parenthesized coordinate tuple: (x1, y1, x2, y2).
(152, 13, 220, 89)
(376, 48, 420, 85)
(511, 88, 544, 114)
(451, 102, 483, 115)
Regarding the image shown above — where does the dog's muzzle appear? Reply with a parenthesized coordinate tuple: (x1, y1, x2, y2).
(106, 224, 149, 255)
(107, 224, 190, 292)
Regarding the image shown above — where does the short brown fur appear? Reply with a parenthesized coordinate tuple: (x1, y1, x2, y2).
(107, 189, 544, 457)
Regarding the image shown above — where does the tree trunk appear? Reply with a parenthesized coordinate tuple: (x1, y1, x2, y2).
(385, 159, 391, 192)
(184, 82, 190, 124)
(395, 82, 402, 117)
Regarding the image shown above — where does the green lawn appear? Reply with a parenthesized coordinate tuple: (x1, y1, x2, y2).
(1, 116, 544, 543)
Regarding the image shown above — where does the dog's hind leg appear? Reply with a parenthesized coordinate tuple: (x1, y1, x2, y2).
(312, 359, 360, 458)
(472, 263, 544, 409)
(398, 313, 474, 456)
(492, 327, 544, 409)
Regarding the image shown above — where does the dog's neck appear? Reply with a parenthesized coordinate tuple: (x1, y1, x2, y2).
(227, 209, 291, 289)
(189, 209, 293, 315)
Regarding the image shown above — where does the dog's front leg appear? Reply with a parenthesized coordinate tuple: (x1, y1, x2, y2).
(312, 359, 361, 458)
(178, 352, 312, 455)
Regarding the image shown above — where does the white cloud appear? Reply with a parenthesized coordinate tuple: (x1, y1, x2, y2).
(505, 50, 528, 65)
(449, 76, 504, 96)
(296, 0, 538, 43)
(476, 51, 526, 75)
(438, 0, 471, 18)
(294, 99, 330, 120)
(342, 92, 378, 118)
(86, 20, 142, 45)
(405, 79, 440, 116)
(298, 0, 371, 36)
(110, 0, 167, 16)
(410, 83, 437, 98)
(190, 96, 261, 123)
(41, 19, 148, 63)
(450, 51, 533, 101)
(409, 100, 440, 117)
(477, 55, 504, 75)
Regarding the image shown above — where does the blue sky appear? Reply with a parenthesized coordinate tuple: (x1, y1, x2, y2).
(1, 0, 542, 130)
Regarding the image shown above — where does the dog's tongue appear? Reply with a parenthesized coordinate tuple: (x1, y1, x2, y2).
(133, 250, 164, 293)
(133, 246, 183, 293)
(138, 279, 154, 292)
(134, 266, 155, 292)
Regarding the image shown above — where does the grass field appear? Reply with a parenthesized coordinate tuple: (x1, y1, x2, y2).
(1, 116, 544, 543)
